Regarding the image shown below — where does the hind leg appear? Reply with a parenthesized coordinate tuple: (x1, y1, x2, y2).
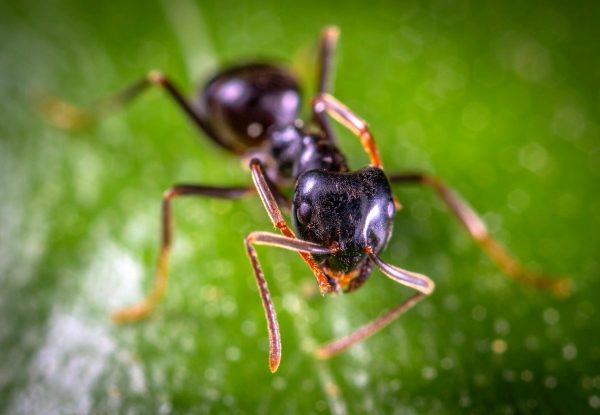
(312, 26, 340, 142)
(39, 71, 240, 153)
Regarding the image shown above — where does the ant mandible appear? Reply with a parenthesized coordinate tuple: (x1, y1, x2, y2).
(41, 27, 569, 373)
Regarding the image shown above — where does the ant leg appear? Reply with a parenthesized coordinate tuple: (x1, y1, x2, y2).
(38, 78, 149, 131)
(249, 158, 338, 295)
(316, 249, 434, 358)
(112, 183, 254, 323)
(244, 231, 335, 372)
(316, 26, 340, 94)
(317, 293, 425, 359)
(312, 93, 383, 168)
(312, 26, 340, 142)
(389, 172, 570, 296)
(39, 71, 240, 153)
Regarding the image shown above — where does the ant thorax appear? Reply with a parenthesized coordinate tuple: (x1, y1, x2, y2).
(268, 125, 348, 179)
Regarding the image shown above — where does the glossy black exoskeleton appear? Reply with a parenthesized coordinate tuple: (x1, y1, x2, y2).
(199, 63, 301, 153)
(269, 125, 348, 180)
(293, 167, 395, 280)
(43, 26, 569, 373)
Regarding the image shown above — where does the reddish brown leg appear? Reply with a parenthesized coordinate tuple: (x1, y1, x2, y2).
(317, 292, 425, 359)
(112, 184, 254, 323)
(38, 71, 240, 153)
(245, 231, 336, 372)
(249, 158, 338, 294)
(389, 172, 570, 296)
(316, 248, 434, 358)
(312, 93, 383, 168)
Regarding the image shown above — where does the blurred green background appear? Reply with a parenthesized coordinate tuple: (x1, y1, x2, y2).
(0, 0, 599, 413)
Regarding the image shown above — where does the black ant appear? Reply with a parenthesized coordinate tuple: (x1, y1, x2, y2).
(41, 27, 569, 373)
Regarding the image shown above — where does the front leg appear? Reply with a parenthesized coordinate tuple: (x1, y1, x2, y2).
(249, 158, 338, 294)
(316, 249, 434, 358)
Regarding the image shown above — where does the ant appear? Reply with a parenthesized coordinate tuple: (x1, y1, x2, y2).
(41, 27, 569, 373)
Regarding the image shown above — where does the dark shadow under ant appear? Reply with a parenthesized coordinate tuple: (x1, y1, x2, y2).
(40, 27, 570, 373)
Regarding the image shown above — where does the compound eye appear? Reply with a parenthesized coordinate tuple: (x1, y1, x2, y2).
(297, 202, 312, 225)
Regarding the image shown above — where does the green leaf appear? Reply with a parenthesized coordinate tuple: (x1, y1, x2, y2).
(1, 1, 598, 413)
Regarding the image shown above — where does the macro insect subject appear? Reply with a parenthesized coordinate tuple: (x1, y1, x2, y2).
(42, 27, 569, 373)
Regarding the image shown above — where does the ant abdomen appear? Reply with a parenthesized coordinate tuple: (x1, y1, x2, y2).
(198, 63, 301, 152)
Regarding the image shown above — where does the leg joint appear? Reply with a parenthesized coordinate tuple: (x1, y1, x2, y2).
(147, 70, 166, 85)
(162, 187, 180, 201)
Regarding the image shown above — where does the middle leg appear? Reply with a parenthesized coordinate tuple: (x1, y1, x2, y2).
(389, 172, 570, 296)
(112, 183, 254, 323)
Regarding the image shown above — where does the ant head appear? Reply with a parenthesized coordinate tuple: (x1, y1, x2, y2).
(292, 167, 395, 273)
(200, 63, 301, 151)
